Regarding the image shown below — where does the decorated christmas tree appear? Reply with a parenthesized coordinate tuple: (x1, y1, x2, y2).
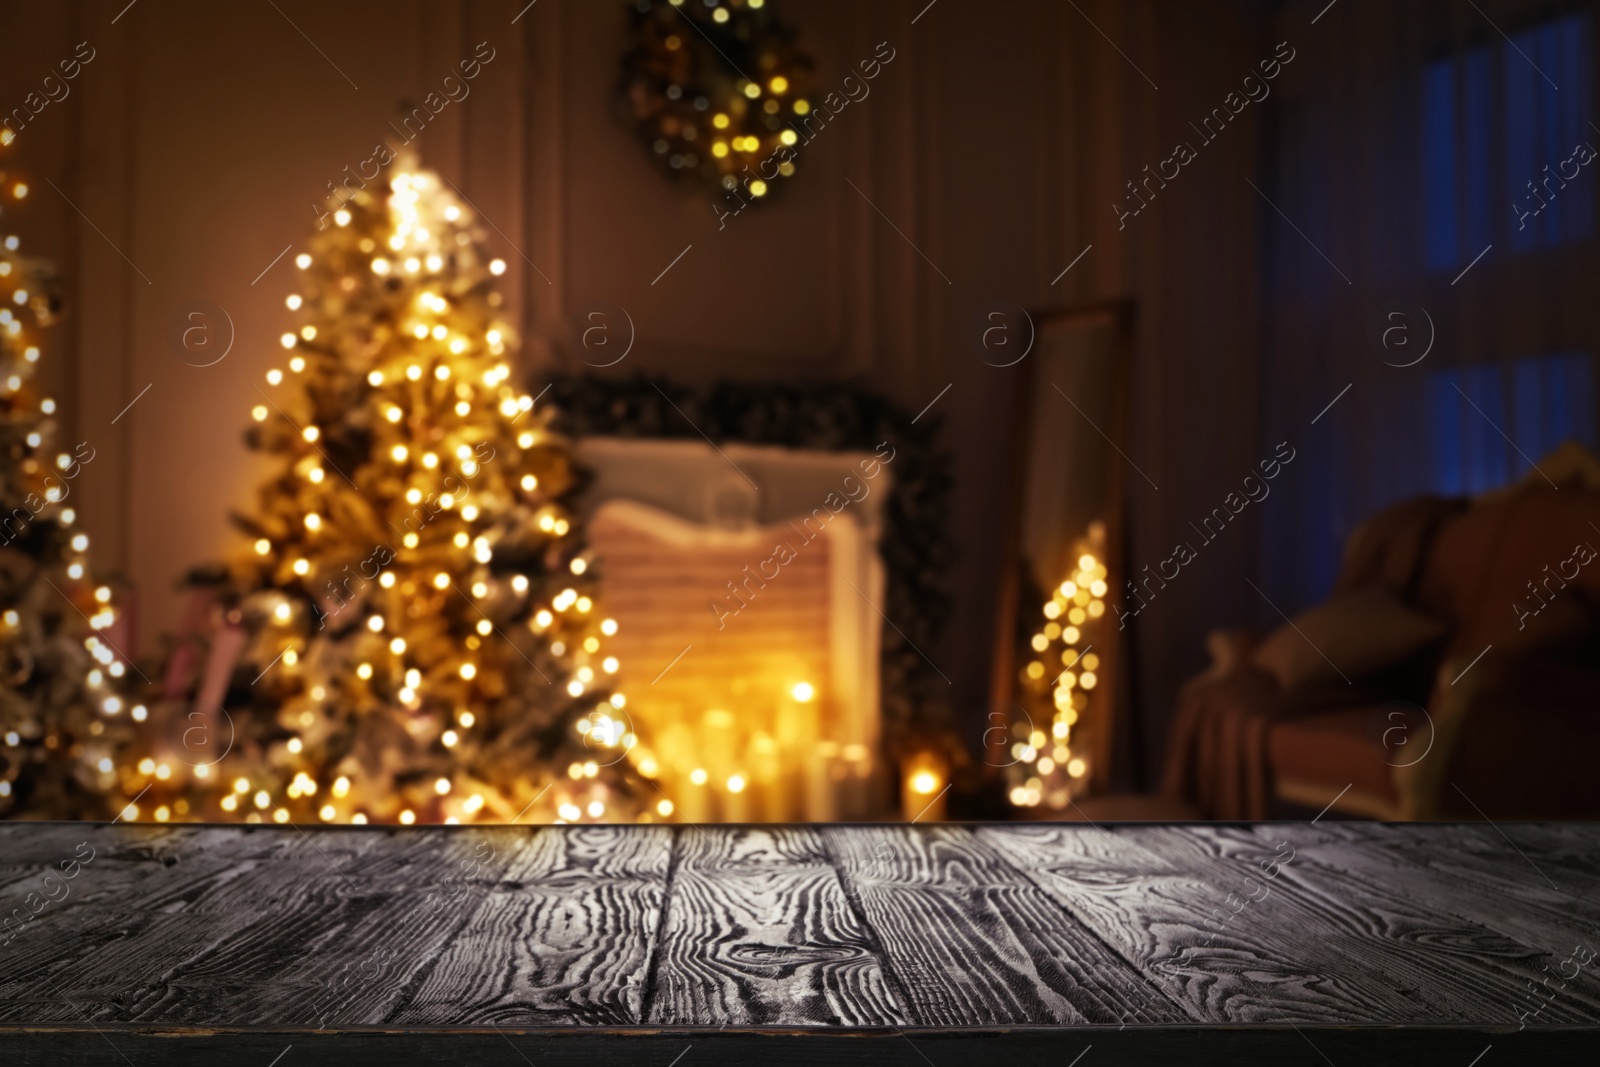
(0, 135, 139, 819)
(121, 154, 649, 826)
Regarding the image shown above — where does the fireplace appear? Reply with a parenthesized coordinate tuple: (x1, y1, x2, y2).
(576, 437, 890, 821)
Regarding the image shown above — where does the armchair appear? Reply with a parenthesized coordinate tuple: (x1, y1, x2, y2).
(1164, 480, 1600, 820)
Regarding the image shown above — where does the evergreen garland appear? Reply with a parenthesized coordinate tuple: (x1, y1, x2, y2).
(546, 372, 957, 761)
(618, 0, 813, 199)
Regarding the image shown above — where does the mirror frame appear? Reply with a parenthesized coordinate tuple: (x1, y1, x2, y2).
(987, 299, 1137, 797)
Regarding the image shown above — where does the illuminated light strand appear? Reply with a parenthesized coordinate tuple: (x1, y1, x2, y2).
(137, 157, 650, 828)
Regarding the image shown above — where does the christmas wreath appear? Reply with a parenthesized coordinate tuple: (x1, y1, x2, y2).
(618, 0, 813, 200)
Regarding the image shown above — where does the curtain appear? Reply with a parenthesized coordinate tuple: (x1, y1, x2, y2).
(1258, 0, 1600, 612)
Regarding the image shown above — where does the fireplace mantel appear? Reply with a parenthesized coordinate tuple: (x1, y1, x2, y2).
(575, 436, 892, 819)
(575, 436, 893, 535)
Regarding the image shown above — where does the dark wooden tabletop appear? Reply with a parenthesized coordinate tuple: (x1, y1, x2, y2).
(2, 820, 1597, 1064)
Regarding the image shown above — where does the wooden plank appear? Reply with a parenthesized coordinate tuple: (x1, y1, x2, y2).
(180, 826, 553, 1028)
(0, 822, 212, 930)
(1163, 824, 1600, 1026)
(645, 825, 907, 1027)
(1, 826, 539, 1027)
(823, 825, 1185, 1026)
(1271, 822, 1600, 1025)
(0, 824, 322, 1022)
(393, 825, 671, 1026)
(5, 820, 1600, 1050)
(1321, 822, 1600, 919)
(1298, 823, 1600, 958)
(979, 823, 1433, 1023)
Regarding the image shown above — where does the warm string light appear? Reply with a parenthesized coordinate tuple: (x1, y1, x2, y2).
(1009, 548, 1105, 809)
(620, 0, 810, 196)
(109, 154, 651, 827)
(0, 150, 136, 817)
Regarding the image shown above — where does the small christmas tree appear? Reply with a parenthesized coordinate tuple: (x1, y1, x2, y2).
(124, 154, 646, 825)
(1006, 528, 1108, 812)
(0, 137, 139, 819)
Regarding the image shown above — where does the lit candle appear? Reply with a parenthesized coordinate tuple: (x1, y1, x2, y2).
(777, 681, 818, 822)
(749, 733, 781, 822)
(702, 708, 737, 785)
(841, 743, 872, 820)
(724, 772, 749, 822)
(679, 767, 711, 823)
(901, 751, 948, 822)
(806, 741, 839, 822)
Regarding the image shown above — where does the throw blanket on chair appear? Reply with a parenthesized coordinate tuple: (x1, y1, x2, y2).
(1161, 496, 1463, 819)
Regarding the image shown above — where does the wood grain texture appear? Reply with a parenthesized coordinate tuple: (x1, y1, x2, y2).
(0, 824, 354, 1024)
(1166, 824, 1600, 1024)
(2, 825, 528, 1027)
(645, 825, 908, 1027)
(393, 825, 671, 1026)
(979, 822, 1458, 1024)
(1321, 821, 1600, 921)
(823, 824, 1187, 1026)
(2, 819, 1599, 1053)
(1271, 823, 1600, 1024)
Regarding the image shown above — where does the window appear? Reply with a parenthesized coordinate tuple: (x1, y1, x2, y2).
(1423, 11, 1594, 270)
(1428, 351, 1596, 494)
